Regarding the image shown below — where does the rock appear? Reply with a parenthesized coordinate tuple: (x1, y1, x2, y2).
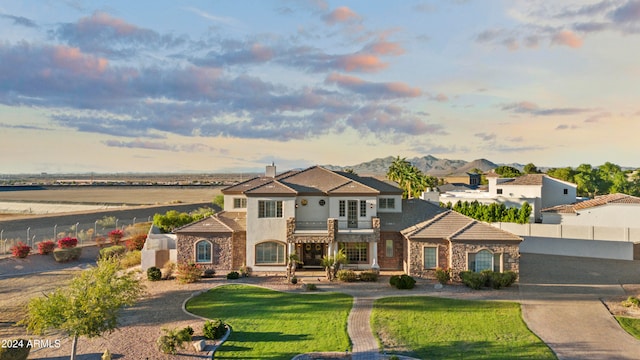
(434, 283, 443, 289)
(193, 340, 206, 352)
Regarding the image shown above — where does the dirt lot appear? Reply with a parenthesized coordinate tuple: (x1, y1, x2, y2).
(0, 187, 222, 206)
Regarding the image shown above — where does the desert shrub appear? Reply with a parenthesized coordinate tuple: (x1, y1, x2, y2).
(336, 269, 358, 282)
(37, 240, 56, 255)
(53, 247, 82, 263)
(623, 296, 640, 308)
(305, 283, 318, 291)
(147, 267, 162, 281)
(162, 261, 176, 280)
(157, 327, 191, 355)
(502, 271, 518, 287)
(0, 338, 31, 359)
(108, 229, 124, 245)
(57, 237, 78, 249)
(202, 268, 216, 278)
(435, 267, 451, 285)
(226, 271, 240, 279)
(389, 275, 400, 287)
(120, 250, 141, 268)
(391, 274, 416, 289)
(100, 245, 126, 259)
(239, 265, 252, 277)
(183, 326, 194, 336)
(125, 234, 147, 251)
(175, 262, 202, 284)
(291, 276, 298, 284)
(460, 271, 487, 290)
(10, 242, 31, 258)
(94, 236, 107, 248)
(203, 319, 226, 340)
(359, 271, 379, 282)
(491, 271, 518, 289)
(96, 216, 116, 229)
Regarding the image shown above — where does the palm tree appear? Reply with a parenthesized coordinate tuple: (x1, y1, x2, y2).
(320, 248, 347, 281)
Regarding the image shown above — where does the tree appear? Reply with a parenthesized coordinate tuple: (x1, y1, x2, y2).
(494, 166, 522, 178)
(387, 156, 436, 198)
(213, 194, 224, 209)
(286, 253, 302, 282)
(21, 258, 144, 360)
(320, 248, 348, 281)
(523, 163, 540, 174)
(546, 167, 575, 183)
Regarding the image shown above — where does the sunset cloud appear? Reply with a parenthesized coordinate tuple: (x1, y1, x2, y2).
(552, 30, 583, 48)
(325, 73, 421, 98)
(502, 101, 591, 116)
(323, 6, 361, 25)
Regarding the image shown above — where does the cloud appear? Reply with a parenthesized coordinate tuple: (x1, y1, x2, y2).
(555, 124, 579, 130)
(103, 139, 221, 153)
(501, 101, 592, 116)
(551, 30, 583, 48)
(584, 112, 611, 123)
(0, 13, 37, 28)
(322, 6, 361, 25)
(325, 73, 421, 99)
(0, 123, 52, 130)
(363, 39, 404, 56)
(475, 132, 497, 141)
(185, 7, 241, 27)
(431, 93, 449, 102)
(346, 104, 446, 137)
(610, 0, 640, 23)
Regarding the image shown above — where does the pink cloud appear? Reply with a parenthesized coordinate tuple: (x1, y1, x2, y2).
(326, 73, 421, 98)
(337, 54, 387, 72)
(552, 30, 583, 48)
(78, 12, 138, 35)
(434, 93, 449, 102)
(365, 40, 404, 55)
(323, 6, 361, 25)
(250, 43, 274, 62)
(52, 46, 108, 74)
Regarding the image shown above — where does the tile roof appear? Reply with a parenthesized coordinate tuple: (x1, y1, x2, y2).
(542, 193, 640, 214)
(501, 174, 544, 186)
(379, 199, 446, 231)
(402, 210, 521, 242)
(174, 211, 246, 233)
(244, 180, 297, 196)
(328, 180, 378, 195)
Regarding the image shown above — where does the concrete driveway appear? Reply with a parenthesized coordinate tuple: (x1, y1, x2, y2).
(519, 253, 640, 360)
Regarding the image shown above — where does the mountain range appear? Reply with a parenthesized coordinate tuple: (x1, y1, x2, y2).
(323, 156, 509, 177)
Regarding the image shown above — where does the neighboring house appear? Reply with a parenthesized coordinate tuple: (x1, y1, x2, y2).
(434, 173, 577, 223)
(174, 164, 523, 277)
(443, 172, 481, 188)
(541, 193, 640, 227)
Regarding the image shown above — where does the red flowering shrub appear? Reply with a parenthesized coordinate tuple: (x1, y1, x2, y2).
(108, 229, 124, 245)
(57, 237, 78, 249)
(175, 262, 202, 284)
(125, 233, 147, 251)
(37, 240, 56, 255)
(11, 242, 31, 258)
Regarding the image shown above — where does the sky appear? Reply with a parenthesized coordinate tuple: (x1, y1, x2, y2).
(1, 0, 639, 174)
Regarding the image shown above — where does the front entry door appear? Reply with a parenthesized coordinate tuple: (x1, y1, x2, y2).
(303, 243, 326, 267)
(347, 200, 358, 228)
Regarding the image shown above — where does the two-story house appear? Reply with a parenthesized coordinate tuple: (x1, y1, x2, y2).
(174, 164, 522, 277)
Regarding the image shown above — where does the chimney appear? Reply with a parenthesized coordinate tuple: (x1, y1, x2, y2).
(265, 162, 276, 178)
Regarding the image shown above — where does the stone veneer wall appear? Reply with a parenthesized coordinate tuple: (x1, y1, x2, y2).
(377, 231, 404, 270)
(176, 233, 234, 271)
(408, 239, 449, 278)
(450, 241, 521, 276)
(286, 218, 337, 243)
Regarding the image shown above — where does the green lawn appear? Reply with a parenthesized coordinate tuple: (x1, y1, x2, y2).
(371, 296, 556, 360)
(616, 316, 640, 339)
(186, 284, 352, 360)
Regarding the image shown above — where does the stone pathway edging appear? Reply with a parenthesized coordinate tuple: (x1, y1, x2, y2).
(181, 286, 231, 358)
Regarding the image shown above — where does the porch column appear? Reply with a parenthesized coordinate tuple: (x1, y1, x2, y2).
(371, 242, 380, 272)
(288, 243, 295, 256)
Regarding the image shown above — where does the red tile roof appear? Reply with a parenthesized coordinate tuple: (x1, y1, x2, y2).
(542, 193, 640, 214)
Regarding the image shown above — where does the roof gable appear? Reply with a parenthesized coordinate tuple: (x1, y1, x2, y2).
(174, 215, 234, 233)
(244, 180, 297, 196)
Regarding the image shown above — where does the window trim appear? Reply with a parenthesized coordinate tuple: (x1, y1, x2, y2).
(360, 200, 367, 218)
(340, 242, 368, 264)
(195, 239, 212, 264)
(467, 249, 502, 272)
(423, 246, 438, 269)
(233, 197, 247, 209)
(339, 200, 346, 217)
(255, 241, 286, 265)
(258, 200, 283, 218)
(379, 198, 396, 209)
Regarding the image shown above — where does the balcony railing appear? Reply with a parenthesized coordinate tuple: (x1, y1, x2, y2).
(295, 220, 328, 231)
(337, 220, 374, 230)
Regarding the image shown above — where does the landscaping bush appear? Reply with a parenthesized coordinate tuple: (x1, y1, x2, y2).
(202, 268, 216, 278)
(161, 261, 176, 280)
(57, 237, 78, 249)
(120, 250, 141, 268)
(37, 240, 56, 255)
(125, 233, 147, 251)
(203, 319, 226, 340)
(175, 262, 202, 284)
(53, 247, 82, 262)
(147, 266, 162, 281)
(10, 242, 31, 258)
(157, 327, 192, 355)
(305, 283, 318, 291)
(94, 236, 107, 248)
(239, 264, 252, 277)
(435, 267, 451, 285)
(359, 271, 379, 282)
(108, 229, 124, 245)
(226, 271, 240, 279)
(459, 271, 486, 290)
(623, 296, 640, 308)
(0, 338, 31, 360)
(184, 326, 194, 336)
(502, 271, 518, 287)
(390, 274, 416, 289)
(99, 245, 126, 259)
(337, 269, 358, 282)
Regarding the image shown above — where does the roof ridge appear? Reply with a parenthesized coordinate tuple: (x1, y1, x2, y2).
(213, 212, 235, 232)
(400, 210, 451, 237)
(447, 217, 476, 239)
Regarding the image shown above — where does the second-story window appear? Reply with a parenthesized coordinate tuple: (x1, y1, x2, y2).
(258, 200, 283, 218)
(360, 200, 367, 217)
(379, 198, 395, 209)
(233, 198, 247, 209)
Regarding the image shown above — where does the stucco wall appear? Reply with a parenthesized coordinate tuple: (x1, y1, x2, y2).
(541, 176, 576, 209)
(544, 204, 640, 228)
(245, 196, 295, 270)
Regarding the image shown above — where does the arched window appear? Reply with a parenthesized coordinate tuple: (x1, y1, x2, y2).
(195, 240, 212, 263)
(255, 241, 285, 264)
(475, 249, 493, 272)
